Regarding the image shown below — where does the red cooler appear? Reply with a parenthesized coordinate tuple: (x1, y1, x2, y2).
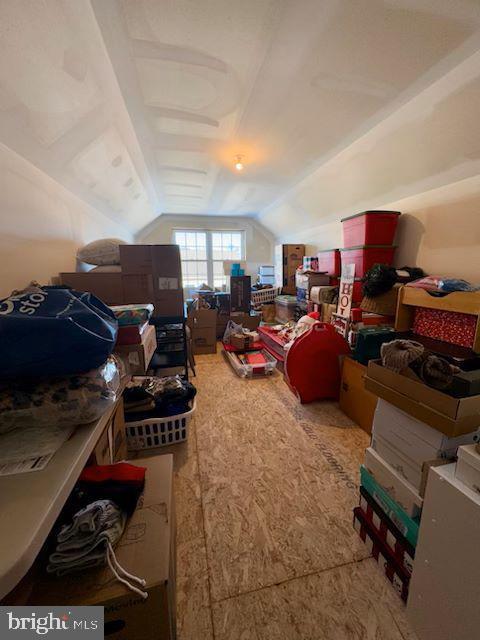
(339, 245, 396, 278)
(341, 211, 400, 246)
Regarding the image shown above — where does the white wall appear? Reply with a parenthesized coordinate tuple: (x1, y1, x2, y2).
(137, 214, 274, 277)
(258, 49, 480, 281)
(0, 143, 133, 299)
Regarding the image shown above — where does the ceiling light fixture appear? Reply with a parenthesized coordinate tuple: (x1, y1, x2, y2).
(234, 155, 244, 171)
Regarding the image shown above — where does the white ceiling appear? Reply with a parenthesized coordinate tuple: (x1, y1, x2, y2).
(0, 0, 479, 232)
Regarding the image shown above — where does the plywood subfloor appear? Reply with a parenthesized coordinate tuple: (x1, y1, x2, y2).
(173, 350, 417, 640)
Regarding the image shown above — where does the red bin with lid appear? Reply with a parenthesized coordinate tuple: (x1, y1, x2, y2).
(341, 211, 400, 247)
(317, 249, 341, 276)
(339, 245, 396, 278)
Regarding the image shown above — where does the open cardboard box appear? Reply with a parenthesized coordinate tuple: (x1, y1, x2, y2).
(29, 455, 176, 640)
(365, 360, 480, 437)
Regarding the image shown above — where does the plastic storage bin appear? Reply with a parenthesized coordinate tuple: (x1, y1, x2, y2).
(125, 398, 196, 450)
(339, 245, 396, 278)
(341, 211, 400, 246)
(222, 348, 277, 377)
(317, 249, 341, 276)
(275, 295, 297, 323)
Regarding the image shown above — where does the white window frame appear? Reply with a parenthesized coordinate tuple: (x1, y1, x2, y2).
(173, 229, 245, 290)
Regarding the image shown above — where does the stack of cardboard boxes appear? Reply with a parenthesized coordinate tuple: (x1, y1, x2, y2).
(60, 245, 184, 317)
(353, 359, 480, 602)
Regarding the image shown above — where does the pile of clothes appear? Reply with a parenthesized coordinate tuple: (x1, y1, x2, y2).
(48, 462, 148, 598)
(381, 339, 459, 391)
(123, 375, 196, 422)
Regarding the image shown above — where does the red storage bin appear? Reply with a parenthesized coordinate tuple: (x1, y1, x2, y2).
(352, 279, 364, 303)
(339, 245, 396, 278)
(341, 211, 400, 247)
(317, 248, 341, 276)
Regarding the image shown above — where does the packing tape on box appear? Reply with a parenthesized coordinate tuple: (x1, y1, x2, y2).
(310, 285, 337, 305)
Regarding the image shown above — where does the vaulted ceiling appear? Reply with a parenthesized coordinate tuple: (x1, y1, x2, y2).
(0, 0, 479, 234)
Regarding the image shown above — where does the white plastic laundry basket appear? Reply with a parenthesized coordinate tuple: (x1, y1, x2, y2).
(125, 398, 196, 450)
(251, 287, 281, 308)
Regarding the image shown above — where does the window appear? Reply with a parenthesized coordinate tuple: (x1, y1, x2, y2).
(173, 229, 244, 291)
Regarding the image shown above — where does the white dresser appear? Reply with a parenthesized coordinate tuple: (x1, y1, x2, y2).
(407, 463, 480, 640)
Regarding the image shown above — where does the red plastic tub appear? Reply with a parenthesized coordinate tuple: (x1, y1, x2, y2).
(339, 245, 396, 278)
(341, 211, 400, 247)
(352, 279, 364, 303)
(317, 249, 341, 276)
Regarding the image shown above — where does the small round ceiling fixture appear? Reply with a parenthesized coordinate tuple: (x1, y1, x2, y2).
(234, 155, 244, 171)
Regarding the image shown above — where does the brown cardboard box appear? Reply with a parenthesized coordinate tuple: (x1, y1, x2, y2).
(122, 275, 184, 316)
(112, 399, 127, 462)
(365, 360, 480, 437)
(120, 245, 181, 280)
(230, 333, 253, 351)
(187, 308, 217, 329)
(339, 357, 377, 434)
(29, 455, 176, 640)
(321, 302, 336, 324)
(115, 324, 157, 375)
(191, 326, 217, 354)
(230, 312, 261, 331)
(59, 272, 124, 305)
(120, 245, 184, 316)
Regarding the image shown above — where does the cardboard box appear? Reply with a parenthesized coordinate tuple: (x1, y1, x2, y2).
(29, 455, 176, 640)
(230, 275, 251, 312)
(321, 302, 336, 324)
(339, 357, 377, 434)
(112, 399, 127, 462)
(120, 245, 184, 316)
(230, 333, 253, 351)
(115, 324, 157, 375)
(230, 312, 261, 331)
(120, 245, 181, 280)
(365, 360, 480, 437)
(187, 308, 217, 329)
(59, 272, 124, 305)
(364, 447, 423, 518)
(295, 272, 331, 292)
(191, 326, 217, 354)
(122, 275, 184, 316)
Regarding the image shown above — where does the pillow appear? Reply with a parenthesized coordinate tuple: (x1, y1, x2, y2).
(77, 238, 127, 266)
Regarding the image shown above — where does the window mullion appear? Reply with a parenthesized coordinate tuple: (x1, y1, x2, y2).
(206, 231, 214, 288)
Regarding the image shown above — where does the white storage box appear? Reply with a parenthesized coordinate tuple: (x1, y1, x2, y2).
(372, 400, 479, 464)
(364, 447, 423, 518)
(371, 434, 423, 491)
(455, 444, 480, 496)
(259, 265, 275, 276)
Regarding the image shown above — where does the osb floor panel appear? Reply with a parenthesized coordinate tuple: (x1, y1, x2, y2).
(172, 350, 417, 640)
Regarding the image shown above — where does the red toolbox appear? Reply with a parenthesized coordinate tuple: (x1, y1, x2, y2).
(339, 245, 396, 278)
(317, 249, 341, 276)
(341, 211, 400, 246)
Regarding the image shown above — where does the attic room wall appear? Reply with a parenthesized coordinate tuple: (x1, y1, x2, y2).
(0, 144, 133, 299)
(259, 50, 480, 282)
(138, 214, 274, 277)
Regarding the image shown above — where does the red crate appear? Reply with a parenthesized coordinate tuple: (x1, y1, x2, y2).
(341, 211, 400, 247)
(339, 245, 396, 278)
(317, 248, 341, 276)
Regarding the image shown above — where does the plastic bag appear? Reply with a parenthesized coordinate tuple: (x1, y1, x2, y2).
(223, 319, 243, 343)
(0, 285, 118, 378)
(0, 357, 121, 434)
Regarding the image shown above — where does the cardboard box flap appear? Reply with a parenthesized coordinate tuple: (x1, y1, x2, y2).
(367, 360, 467, 419)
